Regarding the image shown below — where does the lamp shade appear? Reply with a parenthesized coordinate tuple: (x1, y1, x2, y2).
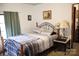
(55, 20, 70, 37)
(59, 20, 70, 29)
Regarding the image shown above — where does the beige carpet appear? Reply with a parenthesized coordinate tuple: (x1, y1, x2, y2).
(48, 49, 77, 56)
(0, 49, 77, 56)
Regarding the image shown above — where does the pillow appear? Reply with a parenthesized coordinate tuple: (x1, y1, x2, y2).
(40, 32, 51, 36)
(33, 27, 41, 34)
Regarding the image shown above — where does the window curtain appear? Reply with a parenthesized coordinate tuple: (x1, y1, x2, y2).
(4, 12, 21, 37)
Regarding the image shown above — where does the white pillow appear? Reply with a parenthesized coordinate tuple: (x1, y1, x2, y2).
(40, 32, 51, 36)
(33, 27, 41, 34)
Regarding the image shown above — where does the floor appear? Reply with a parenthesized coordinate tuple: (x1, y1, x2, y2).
(47, 42, 79, 56)
(37, 42, 79, 56)
(73, 42, 79, 56)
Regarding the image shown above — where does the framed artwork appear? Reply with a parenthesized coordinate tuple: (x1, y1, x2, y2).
(43, 10, 52, 19)
(28, 15, 32, 21)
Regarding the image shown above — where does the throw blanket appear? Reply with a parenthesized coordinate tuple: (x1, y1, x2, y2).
(5, 34, 58, 56)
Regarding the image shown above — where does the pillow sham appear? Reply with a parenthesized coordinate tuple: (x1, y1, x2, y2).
(33, 27, 41, 34)
(40, 32, 51, 36)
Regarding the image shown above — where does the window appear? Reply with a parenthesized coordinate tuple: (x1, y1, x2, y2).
(0, 15, 7, 39)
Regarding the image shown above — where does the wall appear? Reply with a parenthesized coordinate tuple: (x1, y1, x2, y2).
(0, 3, 72, 35)
(0, 3, 35, 34)
(33, 3, 72, 25)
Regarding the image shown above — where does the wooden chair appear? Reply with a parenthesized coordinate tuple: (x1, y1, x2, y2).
(0, 36, 5, 55)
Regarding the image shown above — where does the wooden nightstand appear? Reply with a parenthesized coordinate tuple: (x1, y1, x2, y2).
(53, 37, 70, 55)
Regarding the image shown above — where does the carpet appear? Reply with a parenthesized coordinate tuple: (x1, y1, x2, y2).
(48, 49, 77, 56)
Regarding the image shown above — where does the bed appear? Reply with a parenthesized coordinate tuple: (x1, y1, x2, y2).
(5, 22, 58, 56)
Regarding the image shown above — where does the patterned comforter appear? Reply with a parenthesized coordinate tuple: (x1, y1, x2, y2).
(5, 33, 58, 56)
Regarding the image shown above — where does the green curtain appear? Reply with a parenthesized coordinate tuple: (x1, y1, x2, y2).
(4, 12, 21, 37)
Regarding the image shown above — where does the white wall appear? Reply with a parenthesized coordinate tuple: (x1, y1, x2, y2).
(33, 3, 72, 26)
(0, 3, 35, 34)
(0, 3, 72, 35)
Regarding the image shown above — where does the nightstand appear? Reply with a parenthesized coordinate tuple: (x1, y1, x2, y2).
(53, 37, 70, 55)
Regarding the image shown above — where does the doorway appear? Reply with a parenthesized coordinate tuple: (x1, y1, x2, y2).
(71, 4, 79, 48)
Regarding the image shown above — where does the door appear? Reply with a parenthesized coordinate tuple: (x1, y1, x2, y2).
(72, 4, 79, 46)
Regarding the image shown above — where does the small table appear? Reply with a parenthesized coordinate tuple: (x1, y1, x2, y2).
(53, 37, 70, 55)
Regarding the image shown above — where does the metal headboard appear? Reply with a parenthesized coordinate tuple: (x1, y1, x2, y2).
(38, 22, 55, 32)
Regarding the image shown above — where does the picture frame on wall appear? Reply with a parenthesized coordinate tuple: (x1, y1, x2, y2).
(28, 15, 32, 21)
(43, 10, 52, 19)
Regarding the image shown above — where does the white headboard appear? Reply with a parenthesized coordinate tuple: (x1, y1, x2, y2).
(38, 22, 55, 33)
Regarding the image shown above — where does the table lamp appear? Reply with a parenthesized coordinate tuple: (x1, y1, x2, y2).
(59, 20, 70, 38)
